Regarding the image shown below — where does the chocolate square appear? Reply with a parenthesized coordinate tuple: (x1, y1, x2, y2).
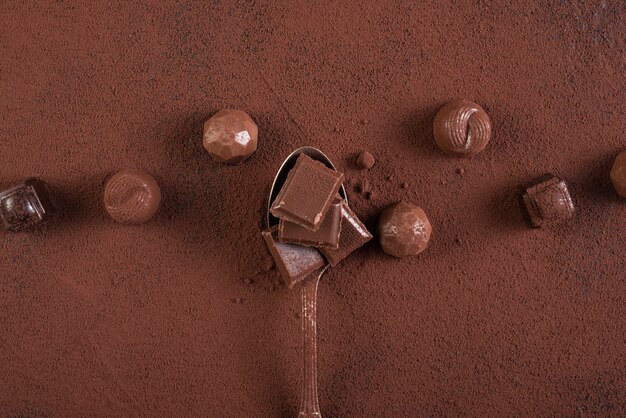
(522, 175, 574, 227)
(262, 227, 326, 288)
(0, 179, 56, 231)
(278, 198, 342, 249)
(270, 154, 344, 231)
(320, 202, 372, 266)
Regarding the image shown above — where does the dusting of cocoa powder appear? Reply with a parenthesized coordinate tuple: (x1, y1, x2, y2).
(0, 1, 624, 417)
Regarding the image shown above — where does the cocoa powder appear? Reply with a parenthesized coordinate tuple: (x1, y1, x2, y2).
(0, 1, 624, 417)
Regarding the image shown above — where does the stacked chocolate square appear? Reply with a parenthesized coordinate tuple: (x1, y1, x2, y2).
(263, 154, 372, 287)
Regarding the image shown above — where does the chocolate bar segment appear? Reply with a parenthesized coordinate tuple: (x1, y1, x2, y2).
(522, 174, 575, 227)
(270, 154, 344, 231)
(279, 199, 342, 249)
(320, 202, 372, 266)
(262, 227, 325, 288)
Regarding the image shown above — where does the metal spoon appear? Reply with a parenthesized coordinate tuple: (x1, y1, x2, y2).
(267, 147, 346, 418)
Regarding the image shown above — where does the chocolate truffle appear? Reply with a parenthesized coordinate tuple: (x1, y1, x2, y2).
(203, 109, 258, 165)
(104, 169, 161, 225)
(378, 202, 432, 258)
(356, 151, 375, 169)
(610, 150, 626, 198)
(0, 178, 56, 231)
(433, 100, 492, 157)
(522, 175, 575, 227)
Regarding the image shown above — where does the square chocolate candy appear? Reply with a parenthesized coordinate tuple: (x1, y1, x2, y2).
(262, 227, 325, 288)
(522, 175, 574, 227)
(320, 202, 372, 266)
(278, 197, 342, 249)
(270, 154, 344, 231)
(0, 178, 56, 231)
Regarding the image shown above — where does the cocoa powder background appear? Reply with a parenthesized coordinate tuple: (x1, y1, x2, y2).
(1, 1, 624, 417)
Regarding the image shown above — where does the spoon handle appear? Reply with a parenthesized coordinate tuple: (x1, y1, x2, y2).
(298, 273, 322, 418)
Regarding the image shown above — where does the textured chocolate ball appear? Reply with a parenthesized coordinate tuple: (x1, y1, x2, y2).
(378, 202, 432, 258)
(356, 151, 375, 169)
(203, 109, 258, 164)
(433, 100, 491, 157)
(610, 150, 626, 198)
(104, 169, 161, 225)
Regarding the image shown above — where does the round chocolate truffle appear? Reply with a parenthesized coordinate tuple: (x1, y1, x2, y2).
(356, 151, 375, 169)
(433, 100, 492, 157)
(203, 109, 258, 165)
(378, 202, 432, 258)
(104, 169, 161, 225)
(610, 150, 626, 198)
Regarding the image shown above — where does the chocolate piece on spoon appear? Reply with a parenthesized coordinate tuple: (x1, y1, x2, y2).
(262, 227, 325, 288)
(270, 153, 344, 231)
(278, 197, 342, 249)
(319, 201, 372, 266)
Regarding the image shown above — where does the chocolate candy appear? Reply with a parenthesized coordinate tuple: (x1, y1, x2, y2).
(104, 169, 161, 225)
(433, 100, 491, 157)
(279, 198, 342, 249)
(377, 202, 432, 258)
(0, 178, 56, 231)
(203, 109, 258, 165)
(262, 227, 326, 288)
(320, 202, 372, 266)
(610, 150, 626, 198)
(270, 154, 344, 231)
(522, 175, 575, 227)
(356, 151, 375, 169)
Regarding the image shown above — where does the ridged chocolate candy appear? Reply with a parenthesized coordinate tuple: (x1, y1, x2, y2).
(104, 169, 161, 225)
(203, 109, 258, 165)
(377, 202, 432, 258)
(433, 100, 491, 157)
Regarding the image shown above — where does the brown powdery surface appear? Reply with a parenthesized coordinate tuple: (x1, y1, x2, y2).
(0, 1, 624, 417)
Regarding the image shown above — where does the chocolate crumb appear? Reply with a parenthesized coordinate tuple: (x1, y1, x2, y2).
(356, 151, 375, 169)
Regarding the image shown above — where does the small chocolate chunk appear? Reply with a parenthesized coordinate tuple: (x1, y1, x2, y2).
(522, 175, 575, 227)
(104, 169, 161, 225)
(610, 150, 626, 198)
(320, 202, 372, 266)
(378, 202, 432, 258)
(0, 178, 56, 231)
(262, 227, 325, 288)
(433, 100, 491, 157)
(356, 151, 375, 169)
(203, 109, 258, 165)
(270, 154, 344, 231)
(279, 199, 342, 249)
